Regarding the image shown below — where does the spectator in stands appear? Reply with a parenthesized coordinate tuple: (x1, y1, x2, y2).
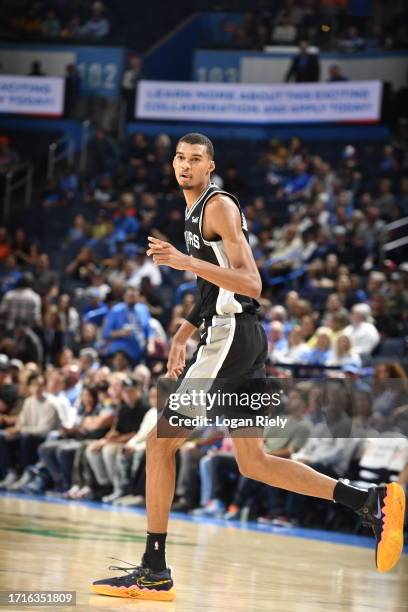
(0, 357, 20, 429)
(379, 145, 399, 176)
(285, 160, 312, 200)
(112, 192, 139, 239)
(28, 60, 46, 77)
(77, 322, 98, 351)
(285, 41, 320, 82)
(267, 321, 288, 361)
(343, 304, 380, 356)
(126, 249, 161, 289)
(111, 351, 131, 374)
(39, 383, 113, 492)
(12, 228, 38, 267)
(375, 178, 396, 219)
(0, 136, 19, 176)
(271, 13, 297, 45)
(122, 55, 144, 121)
(62, 15, 83, 38)
(1, 324, 43, 365)
(57, 294, 80, 343)
(305, 327, 332, 365)
(61, 365, 82, 407)
(64, 64, 81, 119)
(304, 385, 325, 425)
(172, 426, 223, 512)
(0, 227, 11, 264)
(101, 285, 154, 365)
(0, 373, 60, 488)
(371, 293, 401, 338)
(41, 178, 66, 208)
(33, 254, 58, 297)
(42, 10, 60, 38)
(267, 225, 303, 273)
(327, 64, 348, 82)
(82, 2, 110, 39)
(85, 377, 146, 495)
(0, 273, 41, 331)
(273, 326, 309, 365)
(372, 363, 408, 419)
(45, 369, 72, 428)
(0, 255, 22, 295)
(39, 305, 63, 366)
(191, 434, 235, 517)
(338, 26, 365, 52)
(102, 385, 157, 504)
(87, 130, 119, 175)
(325, 333, 362, 368)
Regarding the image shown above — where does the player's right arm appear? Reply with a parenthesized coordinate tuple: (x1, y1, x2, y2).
(167, 296, 202, 376)
(167, 320, 196, 377)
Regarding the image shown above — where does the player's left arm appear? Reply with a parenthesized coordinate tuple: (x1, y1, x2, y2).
(147, 196, 262, 299)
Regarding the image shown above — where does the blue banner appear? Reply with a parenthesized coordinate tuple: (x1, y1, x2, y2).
(193, 50, 242, 83)
(0, 44, 125, 98)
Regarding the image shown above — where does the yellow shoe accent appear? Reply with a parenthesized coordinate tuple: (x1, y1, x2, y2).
(90, 584, 176, 601)
(376, 482, 406, 573)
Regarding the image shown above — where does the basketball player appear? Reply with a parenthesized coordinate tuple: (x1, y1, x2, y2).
(92, 133, 406, 601)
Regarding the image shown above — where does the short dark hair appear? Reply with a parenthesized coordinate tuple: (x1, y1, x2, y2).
(177, 133, 214, 160)
(28, 373, 44, 386)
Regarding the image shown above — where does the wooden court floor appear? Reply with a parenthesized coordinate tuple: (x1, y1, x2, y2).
(0, 494, 407, 612)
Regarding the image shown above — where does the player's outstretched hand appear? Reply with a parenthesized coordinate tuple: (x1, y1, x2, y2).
(147, 236, 189, 271)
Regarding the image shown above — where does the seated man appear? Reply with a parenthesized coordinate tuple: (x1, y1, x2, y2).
(102, 385, 158, 504)
(0, 373, 60, 488)
(85, 377, 147, 496)
(39, 384, 114, 492)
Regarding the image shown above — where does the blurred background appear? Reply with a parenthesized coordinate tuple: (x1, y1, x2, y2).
(0, 0, 407, 529)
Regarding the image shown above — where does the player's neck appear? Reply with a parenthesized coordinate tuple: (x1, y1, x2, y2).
(183, 181, 211, 208)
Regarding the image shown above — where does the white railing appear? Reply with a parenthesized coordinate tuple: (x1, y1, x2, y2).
(3, 162, 34, 222)
(47, 134, 75, 181)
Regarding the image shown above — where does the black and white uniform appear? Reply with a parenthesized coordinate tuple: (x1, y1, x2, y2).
(163, 182, 268, 423)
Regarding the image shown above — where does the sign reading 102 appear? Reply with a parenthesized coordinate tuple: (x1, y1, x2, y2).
(77, 62, 117, 93)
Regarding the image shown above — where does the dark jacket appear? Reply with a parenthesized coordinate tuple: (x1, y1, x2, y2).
(285, 53, 320, 83)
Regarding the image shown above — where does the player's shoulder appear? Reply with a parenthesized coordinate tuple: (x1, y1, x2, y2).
(205, 192, 239, 216)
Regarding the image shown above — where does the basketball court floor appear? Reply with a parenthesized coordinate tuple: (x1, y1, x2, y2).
(0, 492, 407, 612)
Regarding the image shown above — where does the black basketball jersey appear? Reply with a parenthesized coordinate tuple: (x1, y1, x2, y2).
(184, 182, 259, 321)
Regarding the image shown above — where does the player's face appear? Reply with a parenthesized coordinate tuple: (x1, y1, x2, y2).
(173, 143, 215, 191)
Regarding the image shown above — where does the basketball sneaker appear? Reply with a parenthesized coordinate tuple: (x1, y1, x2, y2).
(91, 556, 175, 601)
(357, 482, 406, 572)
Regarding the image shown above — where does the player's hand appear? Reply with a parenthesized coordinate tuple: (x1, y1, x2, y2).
(167, 340, 186, 378)
(89, 439, 105, 452)
(122, 445, 135, 457)
(147, 236, 189, 271)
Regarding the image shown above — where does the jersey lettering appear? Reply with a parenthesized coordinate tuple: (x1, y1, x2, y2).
(184, 230, 200, 251)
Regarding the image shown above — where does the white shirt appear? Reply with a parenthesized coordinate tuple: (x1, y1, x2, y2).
(343, 322, 380, 355)
(274, 342, 309, 364)
(125, 408, 157, 451)
(292, 419, 361, 475)
(129, 259, 162, 287)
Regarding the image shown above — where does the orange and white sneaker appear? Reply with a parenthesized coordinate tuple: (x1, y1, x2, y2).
(91, 557, 175, 601)
(358, 482, 406, 572)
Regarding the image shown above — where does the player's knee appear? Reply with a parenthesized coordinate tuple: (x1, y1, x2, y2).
(236, 449, 266, 479)
(146, 429, 178, 458)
